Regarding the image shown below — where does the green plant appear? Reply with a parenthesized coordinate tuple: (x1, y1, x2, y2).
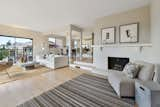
(0, 48, 9, 60)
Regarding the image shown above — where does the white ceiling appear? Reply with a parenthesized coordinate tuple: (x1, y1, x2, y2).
(0, 0, 150, 32)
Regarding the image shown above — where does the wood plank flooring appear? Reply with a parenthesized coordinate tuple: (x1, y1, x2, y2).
(0, 65, 50, 84)
(0, 67, 137, 107)
(0, 67, 84, 107)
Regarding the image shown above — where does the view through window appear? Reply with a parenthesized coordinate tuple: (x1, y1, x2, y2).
(0, 35, 33, 63)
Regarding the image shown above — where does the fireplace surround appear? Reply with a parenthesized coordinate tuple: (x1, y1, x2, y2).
(108, 57, 129, 71)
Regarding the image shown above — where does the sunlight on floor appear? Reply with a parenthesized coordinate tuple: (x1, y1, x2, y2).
(0, 67, 85, 107)
(0, 65, 51, 84)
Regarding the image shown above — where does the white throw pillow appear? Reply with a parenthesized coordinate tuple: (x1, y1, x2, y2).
(123, 62, 140, 78)
(135, 61, 155, 81)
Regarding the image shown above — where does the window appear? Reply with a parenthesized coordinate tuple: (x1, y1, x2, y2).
(0, 35, 33, 63)
(48, 38, 56, 48)
(56, 39, 63, 47)
(48, 37, 63, 48)
(48, 38, 56, 44)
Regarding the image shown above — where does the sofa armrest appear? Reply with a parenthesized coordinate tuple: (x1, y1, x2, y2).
(108, 70, 136, 97)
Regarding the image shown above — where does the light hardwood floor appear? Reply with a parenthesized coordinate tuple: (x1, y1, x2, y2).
(0, 67, 85, 107)
(0, 65, 50, 84)
(0, 67, 137, 107)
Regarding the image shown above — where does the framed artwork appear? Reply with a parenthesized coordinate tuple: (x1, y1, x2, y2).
(119, 23, 139, 43)
(101, 27, 116, 44)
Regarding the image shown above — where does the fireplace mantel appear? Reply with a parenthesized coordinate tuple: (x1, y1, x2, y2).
(91, 43, 152, 52)
(91, 43, 152, 48)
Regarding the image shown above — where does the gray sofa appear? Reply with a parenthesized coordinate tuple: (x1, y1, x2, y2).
(108, 61, 160, 97)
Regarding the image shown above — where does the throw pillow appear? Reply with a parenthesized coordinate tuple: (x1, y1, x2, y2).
(123, 62, 140, 78)
(135, 61, 155, 81)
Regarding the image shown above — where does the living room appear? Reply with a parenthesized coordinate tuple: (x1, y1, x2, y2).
(0, 0, 160, 107)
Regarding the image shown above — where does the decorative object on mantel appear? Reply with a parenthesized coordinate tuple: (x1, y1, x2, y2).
(101, 27, 116, 44)
(119, 23, 139, 43)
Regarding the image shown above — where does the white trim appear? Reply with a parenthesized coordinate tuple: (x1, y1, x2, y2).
(91, 43, 152, 48)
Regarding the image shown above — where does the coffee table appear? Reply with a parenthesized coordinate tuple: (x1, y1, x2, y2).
(21, 61, 40, 70)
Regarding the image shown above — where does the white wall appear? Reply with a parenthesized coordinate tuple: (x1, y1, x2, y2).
(93, 3, 160, 73)
(0, 25, 49, 59)
(132, 0, 160, 64)
(141, 0, 160, 63)
(93, 6, 151, 71)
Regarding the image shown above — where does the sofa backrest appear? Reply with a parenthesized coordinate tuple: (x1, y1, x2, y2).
(134, 61, 155, 81)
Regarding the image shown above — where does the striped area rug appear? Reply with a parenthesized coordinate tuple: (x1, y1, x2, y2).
(17, 74, 135, 107)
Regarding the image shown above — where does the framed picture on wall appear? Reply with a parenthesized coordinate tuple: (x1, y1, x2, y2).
(119, 23, 139, 43)
(101, 27, 116, 44)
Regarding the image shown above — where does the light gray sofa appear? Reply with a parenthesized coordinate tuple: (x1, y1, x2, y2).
(108, 61, 160, 97)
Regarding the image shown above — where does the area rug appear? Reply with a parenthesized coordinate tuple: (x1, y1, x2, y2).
(17, 74, 135, 107)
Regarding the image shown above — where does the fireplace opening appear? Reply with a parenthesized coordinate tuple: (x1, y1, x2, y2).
(108, 57, 129, 71)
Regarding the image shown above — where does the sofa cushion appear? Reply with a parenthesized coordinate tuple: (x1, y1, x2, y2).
(134, 61, 155, 81)
(108, 70, 135, 97)
(153, 64, 160, 84)
(123, 62, 140, 78)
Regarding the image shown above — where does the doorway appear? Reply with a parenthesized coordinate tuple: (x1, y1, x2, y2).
(71, 31, 94, 64)
(81, 34, 93, 63)
(71, 31, 81, 63)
